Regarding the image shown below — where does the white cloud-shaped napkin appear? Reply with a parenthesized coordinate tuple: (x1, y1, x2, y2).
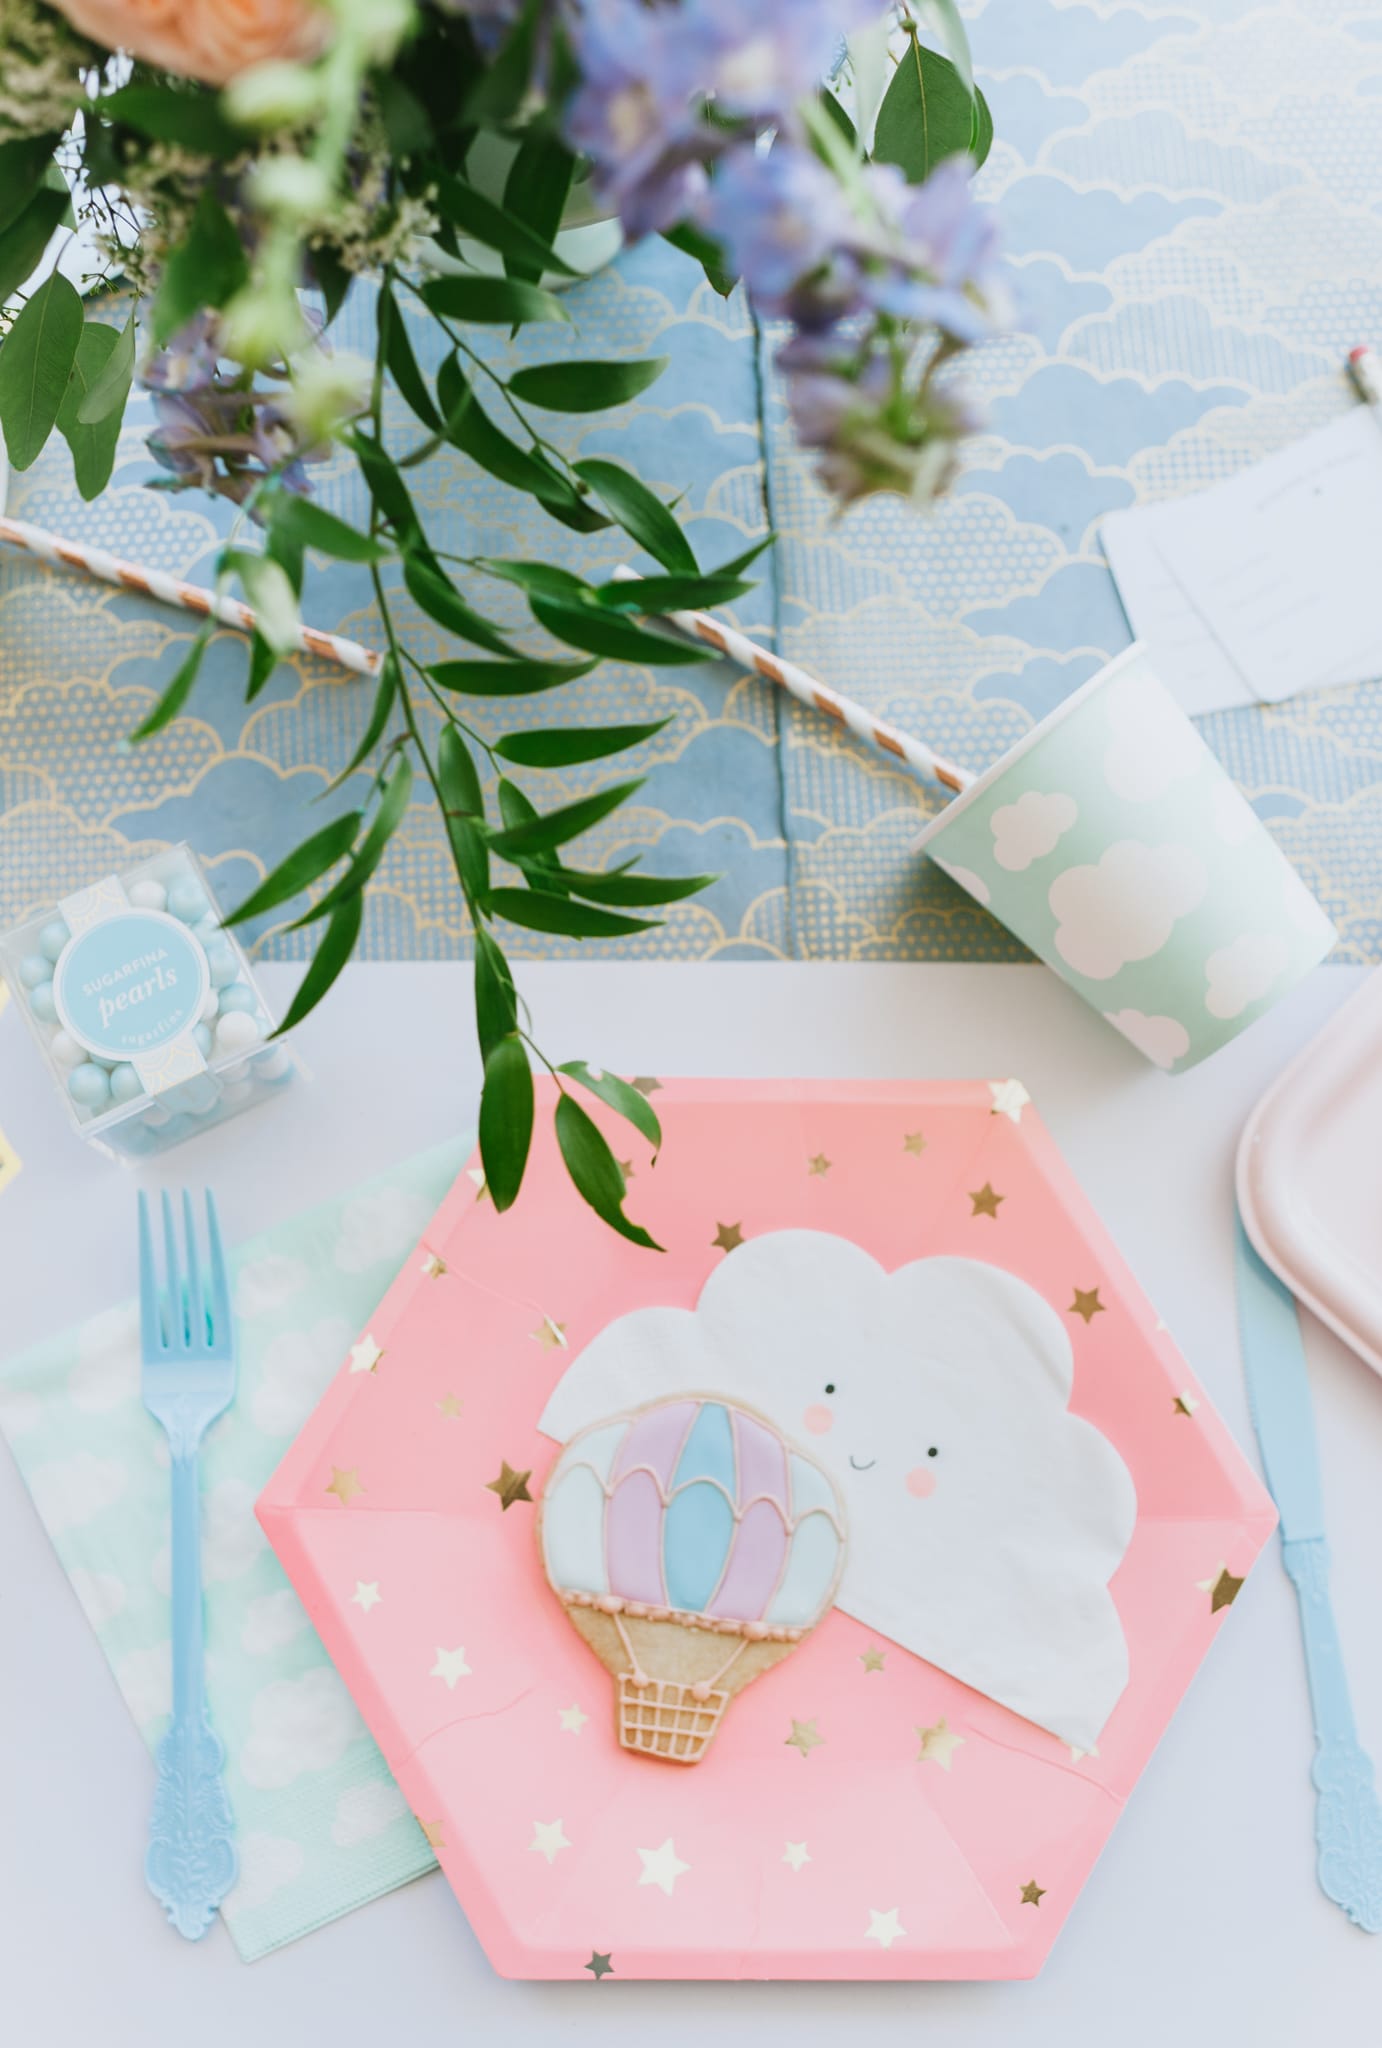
(540, 1231, 1136, 1752)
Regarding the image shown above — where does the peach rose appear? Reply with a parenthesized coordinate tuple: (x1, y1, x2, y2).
(51, 0, 328, 87)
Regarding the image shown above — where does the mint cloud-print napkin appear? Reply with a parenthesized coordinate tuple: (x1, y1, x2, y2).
(0, 1138, 468, 1960)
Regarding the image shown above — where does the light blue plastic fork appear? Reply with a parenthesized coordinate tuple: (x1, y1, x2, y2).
(138, 1189, 239, 1939)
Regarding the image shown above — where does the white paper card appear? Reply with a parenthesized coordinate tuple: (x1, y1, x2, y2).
(1101, 409, 1382, 713)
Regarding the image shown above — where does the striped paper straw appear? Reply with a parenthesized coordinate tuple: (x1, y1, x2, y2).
(0, 515, 384, 678)
(611, 565, 974, 795)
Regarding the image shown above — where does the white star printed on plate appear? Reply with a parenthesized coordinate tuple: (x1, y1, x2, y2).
(529, 1820, 571, 1865)
(988, 1078, 1031, 1124)
(430, 1646, 472, 1689)
(557, 1703, 588, 1733)
(782, 1842, 810, 1872)
(866, 1907, 906, 1949)
(351, 1581, 382, 1612)
(347, 1334, 384, 1374)
(637, 1838, 690, 1895)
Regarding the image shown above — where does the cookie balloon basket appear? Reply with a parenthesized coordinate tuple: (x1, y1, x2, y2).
(540, 1396, 847, 1766)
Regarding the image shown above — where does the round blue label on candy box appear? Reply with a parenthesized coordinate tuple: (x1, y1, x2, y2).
(53, 910, 210, 1059)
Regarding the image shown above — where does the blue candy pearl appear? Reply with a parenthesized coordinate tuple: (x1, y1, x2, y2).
(216, 983, 257, 1015)
(193, 1023, 213, 1057)
(29, 981, 57, 1021)
(19, 952, 50, 988)
(39, 919, 70, 961)
(109, 1064, 143, 1105)
(206, 945, 237, 989)
(68, 1063, 111, 1110)
(193, 913, 222, 944)
(167, 880, 209, 924)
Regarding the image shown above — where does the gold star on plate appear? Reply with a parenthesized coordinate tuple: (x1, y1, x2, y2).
(785, 1717, 822, 1758)
(419, 1250, 447, 1279)
(325, 1465, 363, 1505)
(1173, 1392, 1199, 1417)
(531, 1317, 568, 1351)
(585, 1951, 614, 1980)
(859, 1646, 886, 1674)
(487, 1460, 533, 1510)
(418, 1818, 445, 1850)
(1206, 1565, 1244, 1613)
(466, 1166, 489, 1202)
(631, 1076, 662, 1096)
(807, 1152, 831, 1177)
(989, 1078, 1031, 1123)
(916, 1716, 965, 1771)
(902, 1131, 927, 1157)
(436, 1392, 462, 1420)
(348, 1334, 383, 1374)
(1069, 1288, 1104, 1324)
(558, 1702, 588, 1734)
(969, 1182, 1004, 1219)
(351, 1580, 381, 1612)
(618, 1160, 635, 1180)
(1019, 1879, 1046, 1907)
(712, 1220, 744, 1253)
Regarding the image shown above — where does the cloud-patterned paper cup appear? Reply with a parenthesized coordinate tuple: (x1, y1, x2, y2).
(915, 645, 1336, 1072)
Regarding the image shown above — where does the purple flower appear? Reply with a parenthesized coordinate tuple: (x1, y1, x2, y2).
(691, 0, 877, 124)
(699, 144, 861, 321)
(563, 1, 709, 235)
(861, 158, 1011, 344)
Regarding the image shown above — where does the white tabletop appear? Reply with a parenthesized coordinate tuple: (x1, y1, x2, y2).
(3, 962, 1380, 2046)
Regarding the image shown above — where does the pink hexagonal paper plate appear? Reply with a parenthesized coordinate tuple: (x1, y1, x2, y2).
(257, 1079, 1274, 1980)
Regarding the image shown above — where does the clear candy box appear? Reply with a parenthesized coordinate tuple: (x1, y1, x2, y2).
(0, 844, 293, 1158)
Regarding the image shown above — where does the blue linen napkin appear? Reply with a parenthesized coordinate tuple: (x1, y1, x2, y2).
(0, 1138, 469, 1960)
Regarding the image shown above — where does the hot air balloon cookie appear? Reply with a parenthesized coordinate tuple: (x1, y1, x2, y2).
(538, 1395, 846, 1764)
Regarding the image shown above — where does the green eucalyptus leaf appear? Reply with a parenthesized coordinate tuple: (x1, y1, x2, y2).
(487, 778, 644, 857)
(55, 319, 123, 500)
(464, 0, 541, 124)
(660, 220, 735, 298)
(127, 625, 213, 742)
(817, 88, 858, 152)
(429, 654, 596, 695)
(382, 285, 443, 432)
(0, 135, 62, 238)
(274, 890, 363, 1035)
(75, 303, 136, 424)
(437, 352, 605, 527)
(473, 930, 518, 1061)
(269, 494, 389, 563)
(0, 186, 69, 309)
(593, 571, 753, 613)
(560, 867, 716, 907)
(713, 535, 775, 578)
(432, 169, 577, 278)
(420, 274, 570, 328)
(438, 724, 490, 900)
(507, 357, 668, 413)
(311, 242, 353, 325)
(0, 272, 83, 471)
(873, 34, 976, 184)
(375, 72, 433, 155)
(909, 0, 974, 93)
(231, 549, 299, 656)
(325, 654, 399, 791)
(402, 552, 518, 659)
(245, 630, 279, 701)
(475, 558, 590, 601)
(153, 186, 248, 345)
(971, 84, 994, 170)
(555, 1091, 662, 1250)
(558, 1060, 661, 1148)
(289, 752, 412, 927)
(350, 431, 427, 548)
(529, 595, 713, 666)
(437, 719, 483, 816)
(502, 131, 575, 282)
(478, 1033, 534, 1211)
(103, 82, 248, 158)
(222, 811, 361, 927)
(571, 458, 695, 573)
(494, 719, 671, 768)
(486, 887, 660, 940)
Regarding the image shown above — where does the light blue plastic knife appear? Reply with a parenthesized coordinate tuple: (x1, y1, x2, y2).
(1235, 1219, 1382, 1931)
